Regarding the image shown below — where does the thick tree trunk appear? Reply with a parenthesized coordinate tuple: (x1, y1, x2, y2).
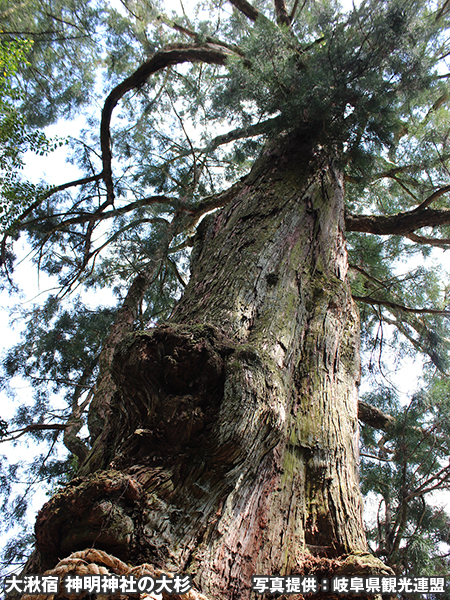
(26, 128, 390, 598)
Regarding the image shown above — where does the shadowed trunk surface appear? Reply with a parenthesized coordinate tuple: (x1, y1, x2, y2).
(25, 128, 391, 599)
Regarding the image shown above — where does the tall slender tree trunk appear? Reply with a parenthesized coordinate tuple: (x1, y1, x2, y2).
(26, 128, 389, 598)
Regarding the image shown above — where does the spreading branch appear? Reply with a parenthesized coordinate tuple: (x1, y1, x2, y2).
(0, 173, 103, 268)
(191, 179, 245, 226)
(358, 400, 395, 430)
(436, 0, 450, 21)
(1, 423, 67, 443)
(413, 184, 450, 212)
(155, 14, 244, 56)
(19, 195, 181, 230)
(406, 232, 450, 247)
(290, 0, 307, 22)
(345, 206, 450, 235)
(353, 295, 450, 316)
(349, 264, 389, 291)
(1, 43, 242, 280)
(205, 116, 283, 152)
(131, 116, 282, 173)
(228, 0, 260, 21)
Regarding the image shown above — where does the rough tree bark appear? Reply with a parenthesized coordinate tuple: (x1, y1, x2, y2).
(24, 127, 391, 599)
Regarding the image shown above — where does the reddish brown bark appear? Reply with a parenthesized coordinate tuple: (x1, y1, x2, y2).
(24, 128, 391, 599)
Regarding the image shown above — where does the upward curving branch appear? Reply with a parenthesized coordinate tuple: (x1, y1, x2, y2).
(100, 43, 235, 205)
(1, 43, 238, 280)
(413, 184, 450, 212)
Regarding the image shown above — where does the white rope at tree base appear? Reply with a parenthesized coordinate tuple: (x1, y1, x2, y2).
(21, 548, 210, 600)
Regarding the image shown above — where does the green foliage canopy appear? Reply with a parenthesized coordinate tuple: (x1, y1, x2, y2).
(0, 38, 64, 233)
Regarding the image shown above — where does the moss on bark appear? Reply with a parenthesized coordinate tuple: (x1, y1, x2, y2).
(24, 128, 391, 599)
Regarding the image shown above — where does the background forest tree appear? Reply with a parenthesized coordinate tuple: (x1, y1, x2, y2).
(1, 0, 450, 597)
